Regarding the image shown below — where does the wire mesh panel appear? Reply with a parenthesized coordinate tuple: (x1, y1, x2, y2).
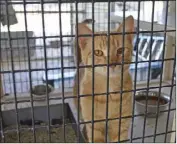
(0, 0, 176, 143)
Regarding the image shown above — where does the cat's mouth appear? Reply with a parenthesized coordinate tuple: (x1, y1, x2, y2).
(109, 67, 121, 77)
(95, 66, 121, 77)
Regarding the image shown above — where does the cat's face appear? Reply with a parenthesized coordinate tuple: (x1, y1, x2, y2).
(77, 16, 134, 77)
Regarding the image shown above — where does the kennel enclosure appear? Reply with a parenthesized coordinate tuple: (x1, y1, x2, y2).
(0, 0, 176, 143)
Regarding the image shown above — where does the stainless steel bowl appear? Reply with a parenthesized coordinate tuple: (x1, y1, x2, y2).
(135, 91, 171, 118)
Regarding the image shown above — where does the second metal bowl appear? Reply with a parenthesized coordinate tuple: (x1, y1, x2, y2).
(135, 91, 170, 118)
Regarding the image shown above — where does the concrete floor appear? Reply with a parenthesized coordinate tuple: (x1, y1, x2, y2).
(1, 81, 175, 143)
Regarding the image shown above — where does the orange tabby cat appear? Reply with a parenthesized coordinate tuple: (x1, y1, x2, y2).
(74, 16, 134, 142)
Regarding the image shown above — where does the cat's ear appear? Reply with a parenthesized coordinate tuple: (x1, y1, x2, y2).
(117, 15, 134, 42)
(76, 23, 92, 49)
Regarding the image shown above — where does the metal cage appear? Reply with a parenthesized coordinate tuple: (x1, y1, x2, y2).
(0, 0, 176, 143)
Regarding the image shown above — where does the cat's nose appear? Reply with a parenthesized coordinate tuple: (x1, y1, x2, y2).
(109, 60, 117, 69)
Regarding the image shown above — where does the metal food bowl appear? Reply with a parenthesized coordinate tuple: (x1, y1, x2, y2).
(135, 91, 170, 118)
(31, 84, 54, 97)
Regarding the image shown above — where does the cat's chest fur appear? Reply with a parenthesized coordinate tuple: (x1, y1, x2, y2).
(79, 72, 132, 119)
(80, 72, 132, 103)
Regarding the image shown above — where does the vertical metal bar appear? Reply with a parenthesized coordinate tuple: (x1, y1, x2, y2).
(105, 0, 110, 142)
(118, 0, 126, 142)
(175, 135, 176, 143)
(0, 105, 4, 142)
(0, 4, 5, 141)
(70, 4, 74, 34)
(110, 2, 115, 30)
(22, 0, 36, 142)
(91, 0, 95, 142)
(16, 34, 23, 93)
(58, 1, 66, 142)
(75, 0, 80, 142)
(4, 0, 20, 142)
(153, 0, 169, 142)
(142, 1, 155, 142)
(70, 3, 74, 55)
(164, 55, 176, 142)
(40, 0, 51, 142)
(130, 0, 141, 142)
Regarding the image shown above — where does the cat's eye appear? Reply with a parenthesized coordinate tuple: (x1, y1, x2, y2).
(117, 48, 123, 55)
(94, 50, 103, 56)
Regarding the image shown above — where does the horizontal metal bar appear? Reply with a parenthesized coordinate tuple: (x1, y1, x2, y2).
(2, 123, 70, 134)
(2, 126, 175, 142)
(1, 108, 175, 129)
(1, 0, 175, 5)
(2, 118, 175, 137)
(119, 130, 176, 143)
(110, 15, 175, 36)
(1, 83, 176, 105)
(14, 11, 86, 14)
(1, 58, 175, 73)
(0, 30, 175, 41)
(79, 108, 176, 125)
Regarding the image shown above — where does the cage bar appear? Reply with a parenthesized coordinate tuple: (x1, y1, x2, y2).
(0, 0, 176, 143)
(130, 0, 141, 142)
(105, 0, 110, 142)
(118, 0, 126, 142)
(75, 0, 81, 142)
(40, 0, 51, 141)
(142, 0, 155, 142)
(91, 0, 95, 142)
(153, 0, 169, 142)
(1, 0, 176, 5)
(164, 58, 176, 142)
(22, 0, 36, 141)
(58, 0, 66, 142)
(4, 0, 20, 142)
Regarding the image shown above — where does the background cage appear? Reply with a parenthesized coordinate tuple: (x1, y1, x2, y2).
(0, 0, 176, 143)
